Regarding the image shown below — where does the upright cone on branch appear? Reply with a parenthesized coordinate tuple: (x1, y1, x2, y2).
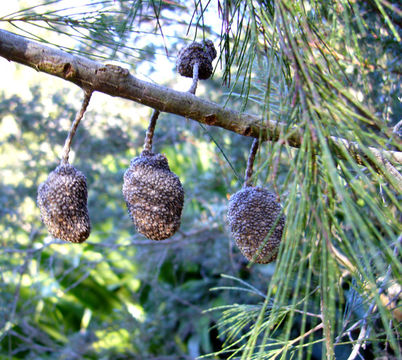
(37, 91, 92, 243)
(227, 140, 286, 264)
(176, 39, 217, 95)
(176, 39, 217, 80)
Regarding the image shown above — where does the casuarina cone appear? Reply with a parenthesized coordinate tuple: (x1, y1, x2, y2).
(123, 151, 184, 241)
(176, 40, 217, 80)
(37, 164, 90, 243)
(227, 186, 285, 264)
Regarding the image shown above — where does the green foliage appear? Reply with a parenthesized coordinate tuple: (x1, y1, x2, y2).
(0, 0, 401, 359)
(0, 84, 241, 358)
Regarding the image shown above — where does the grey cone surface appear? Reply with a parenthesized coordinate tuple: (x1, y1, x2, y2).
(227, 186, 285, 264)
(122, 151, 184, 241)
(37, 164, 90, 243)
(176, 40, 217, 80)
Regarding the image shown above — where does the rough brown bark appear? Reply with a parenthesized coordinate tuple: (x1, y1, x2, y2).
(0, 29, 401, 190)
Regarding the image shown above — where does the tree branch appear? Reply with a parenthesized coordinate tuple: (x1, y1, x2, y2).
(0, 29, 401, 190)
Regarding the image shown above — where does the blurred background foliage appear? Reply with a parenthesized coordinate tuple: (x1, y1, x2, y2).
(0, 0, 401, 359)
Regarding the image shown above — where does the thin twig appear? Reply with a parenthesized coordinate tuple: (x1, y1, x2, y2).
(0, 228, 38, 345)
(152, 282, 204, 312)
(1, 29, 401, 164)
(143, 59, 199, 152)
(244, 138, 259, 187)
(61, 270, 91, 295)
(392, 119, 402, 136)
(270, 323, 324, 360)
(347, 316, 370, 360)
(329, 235, 402, 322)
(143, 109, 160, 152)
(60, 89, 92, 164)
(0, 29, 401, 186)
(85, 226, 220, 247)
(291, 308, 323, 319)
(1, 239, 62, 254)
(8, 331, 55, 353)
(188, 61, 199, 94)
(347, 236, 402, 360)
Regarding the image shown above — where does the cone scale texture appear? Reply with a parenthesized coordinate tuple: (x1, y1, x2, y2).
(123, 151, 184, 241)
(37, 164, 91, 243)
(227, 186, 285, 264)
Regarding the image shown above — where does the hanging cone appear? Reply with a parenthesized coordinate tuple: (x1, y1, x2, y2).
(37, 91, 92, 243)
(37, 164, 91, 243)
(123, 150, 184, 241)
(227, 186, 285, 264)
(227, 139, 285, 263)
